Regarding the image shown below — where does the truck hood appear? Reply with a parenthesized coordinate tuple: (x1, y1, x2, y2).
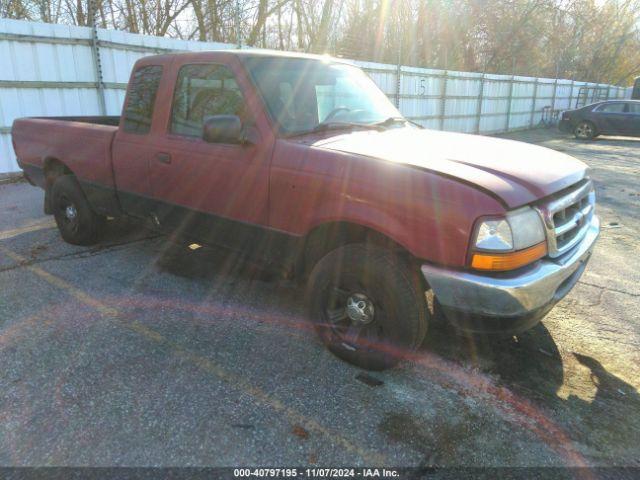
(311, 128, 588, 208)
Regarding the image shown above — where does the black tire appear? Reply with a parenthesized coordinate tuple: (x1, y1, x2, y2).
(306, 244, 429, 370)
(574, 121, 597, 140)
(51, 175, 105, 245)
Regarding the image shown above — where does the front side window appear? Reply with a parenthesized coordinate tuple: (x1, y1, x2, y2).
(597, 103, 626, 113)
(123, 65, 163, 134)
(244, 57, 401, 135)
(170, 64, 247, 137)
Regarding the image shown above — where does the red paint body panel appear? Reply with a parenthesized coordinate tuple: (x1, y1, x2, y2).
(313, 128, 587, 209)
(146, 54, 276, 225)
(268, 139, 504, 266)
(11, 51, 589, 269)
(112, 54, 175, 204)
(12, 118, 117, 189)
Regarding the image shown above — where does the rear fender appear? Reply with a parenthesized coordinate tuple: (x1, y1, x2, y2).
(43, 158, 72, 214)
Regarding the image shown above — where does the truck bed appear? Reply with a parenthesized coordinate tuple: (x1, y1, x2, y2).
(37, 116, 121, 126)
(12, 116, 121, 216)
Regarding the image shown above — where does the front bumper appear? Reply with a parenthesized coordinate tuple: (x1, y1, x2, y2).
(421, 215, 600, 333)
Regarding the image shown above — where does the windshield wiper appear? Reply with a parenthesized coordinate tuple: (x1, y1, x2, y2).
(286, 116, 422, 138)
(370, 116, 407, 128)
(371, 116, 425, 129)
(287, 121, 380, 138)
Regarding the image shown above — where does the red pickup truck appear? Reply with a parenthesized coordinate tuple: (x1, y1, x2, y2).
(12, 50, 599, 370)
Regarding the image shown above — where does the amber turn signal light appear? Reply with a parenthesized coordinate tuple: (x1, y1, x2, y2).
(471, 242, 547, 271)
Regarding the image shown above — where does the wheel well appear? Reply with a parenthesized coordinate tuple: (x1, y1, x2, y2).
(44, 158, 72, 179)
(43, 158, 73, 214)
(299, 222, 412, 277)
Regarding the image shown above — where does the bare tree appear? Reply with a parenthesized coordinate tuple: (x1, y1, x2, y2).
(5, 0, 640, 84)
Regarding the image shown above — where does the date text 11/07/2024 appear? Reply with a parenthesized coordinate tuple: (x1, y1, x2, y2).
(233, 468, 400, 478)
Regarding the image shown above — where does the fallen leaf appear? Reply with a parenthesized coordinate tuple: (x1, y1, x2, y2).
(292, 424, 309, 440)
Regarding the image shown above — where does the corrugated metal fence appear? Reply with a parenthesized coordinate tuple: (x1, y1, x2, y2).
(0, 18, 632, 174)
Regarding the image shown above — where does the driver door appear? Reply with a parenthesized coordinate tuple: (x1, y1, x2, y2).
(149, 62, 271, 247)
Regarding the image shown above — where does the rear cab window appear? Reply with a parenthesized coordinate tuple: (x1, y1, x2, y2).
(122, 65, 163, 134)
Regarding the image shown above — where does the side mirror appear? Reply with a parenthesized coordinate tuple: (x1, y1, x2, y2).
(203, 115, 242, 144)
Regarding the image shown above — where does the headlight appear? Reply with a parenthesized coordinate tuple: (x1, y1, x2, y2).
(474, 207, 545, 251)
(471, 207, 547, 271)
(506, 207, 546, 250)
(475, 219, 513, 251)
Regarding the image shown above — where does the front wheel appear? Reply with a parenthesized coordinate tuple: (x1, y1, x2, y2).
(574, 121, 597, 140)
(51, 175, 105, 245)
(306, 244, 429, 370)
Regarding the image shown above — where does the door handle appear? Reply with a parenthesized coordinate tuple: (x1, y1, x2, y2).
(156, 153, 171, 164)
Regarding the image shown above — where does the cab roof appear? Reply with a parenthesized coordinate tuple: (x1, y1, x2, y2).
(138, 49, 353, 66)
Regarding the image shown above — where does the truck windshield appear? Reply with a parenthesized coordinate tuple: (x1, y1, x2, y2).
(243, 56, 403, 136)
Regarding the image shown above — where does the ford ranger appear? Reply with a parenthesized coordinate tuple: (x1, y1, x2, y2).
(11, 51, 600, 370)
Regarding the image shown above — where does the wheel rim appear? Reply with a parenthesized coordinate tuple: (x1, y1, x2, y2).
(576, 122, 593, 139)
(57, 194, 79, 234)
(322, 282, 384, 352)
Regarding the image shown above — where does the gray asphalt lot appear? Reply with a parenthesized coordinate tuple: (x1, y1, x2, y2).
(0, 129, 638, 467)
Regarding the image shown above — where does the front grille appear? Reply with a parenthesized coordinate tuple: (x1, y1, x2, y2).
(537, 179, 595, 258)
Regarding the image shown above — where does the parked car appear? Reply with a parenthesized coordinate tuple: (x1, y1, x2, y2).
(12, 51, 599, 370)
(559, 100, 640, 140)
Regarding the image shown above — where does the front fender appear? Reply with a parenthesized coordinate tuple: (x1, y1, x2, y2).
(304, 200, 415, 255)
(269, 140, 506, 268)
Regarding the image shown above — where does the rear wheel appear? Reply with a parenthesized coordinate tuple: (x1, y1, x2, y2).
(574, 121, 597, 140)
(306, 244, 429, 370)
(51, 175, 105, 245)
